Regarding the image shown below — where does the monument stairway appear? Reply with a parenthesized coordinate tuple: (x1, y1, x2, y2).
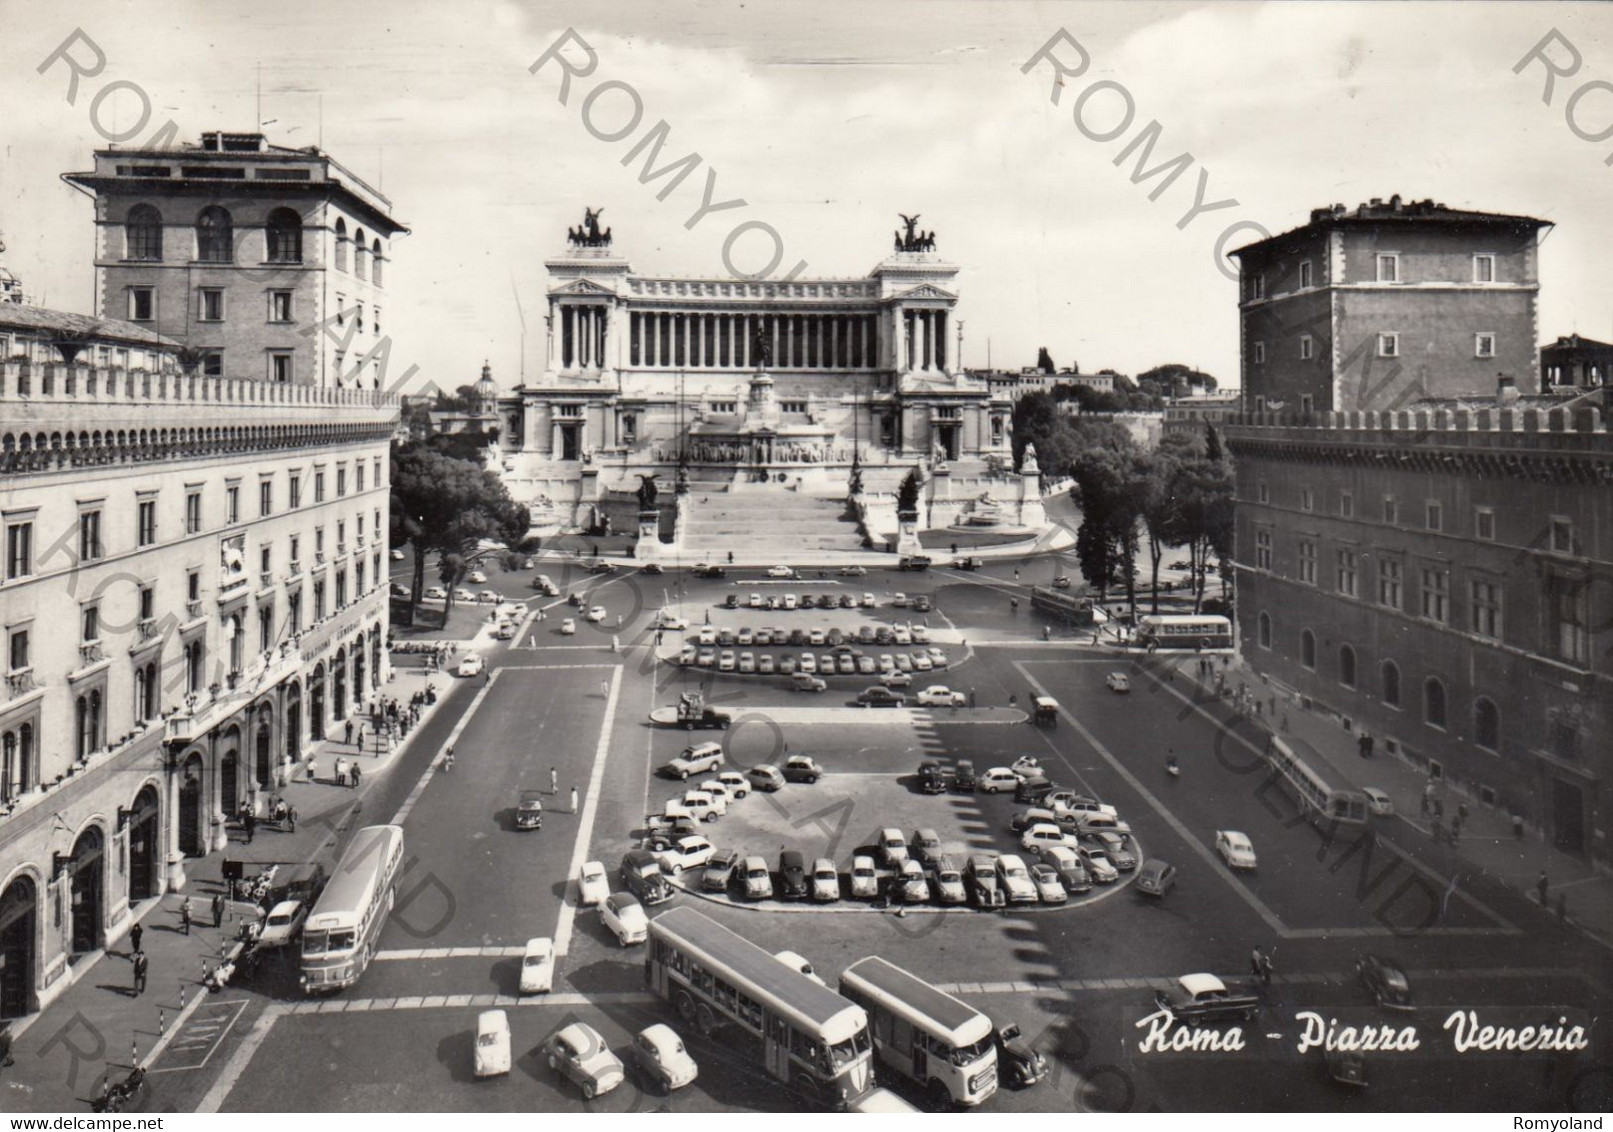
(679, 492, 866, 555)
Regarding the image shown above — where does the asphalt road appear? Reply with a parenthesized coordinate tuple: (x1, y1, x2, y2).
(159, 557, 1610, 1113)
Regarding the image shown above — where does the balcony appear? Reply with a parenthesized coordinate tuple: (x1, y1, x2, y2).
(78, 641, 105, 666)
(287, 560, 302, 577)
(185, 599, 204, 620)
(138, 618, 159, 641)
(259, 571, 275, 589)
(336, 542, 347, 555)
(315, 551, 327, 565)
(6, 668, 37, 699)
(164, 641, 302, 744)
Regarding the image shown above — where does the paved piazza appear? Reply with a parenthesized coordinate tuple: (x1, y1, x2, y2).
(145, 555, 1608, 1114)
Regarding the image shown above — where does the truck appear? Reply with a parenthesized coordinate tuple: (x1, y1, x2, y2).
(1153, 974, 1260, 1026)
(648, 691, 735, 731)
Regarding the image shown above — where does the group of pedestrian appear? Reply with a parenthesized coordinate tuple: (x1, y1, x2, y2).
(1250, 945, 1275, 987)
(330, 757, 361, 788)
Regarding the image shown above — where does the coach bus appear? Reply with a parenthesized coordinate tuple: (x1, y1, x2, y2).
(1029, 586, 1096, 625)
(300, 824, 405, 994)
(838, 956, 998, 1107)
(1264, 736, 1370, 831)
(1135, 614, 1233, 651)
(646, 906, 873, 1108)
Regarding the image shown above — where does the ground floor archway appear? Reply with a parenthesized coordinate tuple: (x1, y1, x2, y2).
(178, 754, 204, 857)
(126, 785, 161, 903)
(0, 875, 38, 1019)
(68, 825, 106, 956)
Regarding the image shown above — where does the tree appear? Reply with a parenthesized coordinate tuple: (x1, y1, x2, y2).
(1135, 448, 1182, 615)
(896, 467, 923, 517)
(1036, 346, 1056, 374)
(1069, 440, 1143, 615)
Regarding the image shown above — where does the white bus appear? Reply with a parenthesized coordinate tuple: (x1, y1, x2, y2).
(838, 956, 998, 1107)
(1135, 614, 1233, 650)
(646, 907, 873, 1108)
(300, 824, 404, 994)
(1265, 736, 1369, 831)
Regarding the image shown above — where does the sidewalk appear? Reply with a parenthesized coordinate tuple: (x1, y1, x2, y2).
(0, 663, 453, 1113)
(1193, 655, 1613, 953)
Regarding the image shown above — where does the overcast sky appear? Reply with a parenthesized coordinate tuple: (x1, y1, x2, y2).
(2, 0, 1608, 393)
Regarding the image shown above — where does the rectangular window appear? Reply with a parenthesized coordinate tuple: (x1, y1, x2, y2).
(1299, 260, 1313, 289)
(1252, 341, 1265, 365)
(259, 479, 273, 518)
(1420, 567, 1449, 623)
(269, 352, 292, 383)
(1301, 489, 1314, 512)
(1297, 539, 1317, 584)
(356, 304, 365, 334)
(185, 490, 202, 534)
(337, 466, 347, 497)
(1336, 549, 1357, 597)
(79, 510, 103, 562)
(1426, 501, 1442, 531)
(1376, 253, 1399, 283)
(259, 544, 271, 575)
(1475, 333, 1496, 359)
(314, 580, 327, 620)
(335, 570, 347, 608)
(1378, 558, 1403, 609)
(187, 569, 200, 602)
(1383, 495, 1398, 524)
(1250, 274, 1265, 300)
(137, 499, 157, 547)
(373, 307, 381, 334)
(269, 291, 293, 322)
(314, 470, 326, 503)
(1470, 578, 1502, 639)
(316, 527, 325, 555)
(1299, 334, 1314, 360)
(199, 288, 225, 321)
(1550, 517, 1574, 554)
(1475, 507, 1495, 541)
(1473, 254, 1495, 283)
(356, 463, 366, 493)
(1257, 482, 1269, 504)
(1255, 530, 1272, 571)
(128, 287, 155, 322)
(202, 350, 223, 378)
(226, 485, 240, 525)
(1378, 333, 1399, 358)
(138, 585, 153, 623)
(1340, 491, 1354, 519)
(8, 627, 28, 671)
(289, 473, 302, 509)
(1549, 571, 1590, 664)
(81, 605, 99, 643)
(336, 296, 346, 324)
(373, 457, 382, 487)
(289, 535, 300, 564)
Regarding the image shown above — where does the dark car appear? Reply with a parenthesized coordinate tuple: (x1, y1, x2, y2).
(778, 851, 809, 900)
(788, 628, 807, 647)
(912, 595, 932, 613)
(1356, 954, 1414, 1010)
(724, 594, 739, 609)
(1015, 775, 1056, 804)
(874, 626, 895, 645)
(694, 565, 727, 579)
(515, 789, 544, 830)
(952, 759, 977, 792)
(826, 627, 845, 647)
(918, 761, 949, 794)
(994, 1021, 1049, 1088)
(641, 563, 663, 575)
(619, 850, 673, 905)
(952, 556, 983, 570)
(898, 555, 932, 571)
(967, 854, 1006, 908)
(782, 755, 823, 784)
(717, 628, 737, 646)
(857, 686, 906, 708)
(586, 560, 616, 575)
(701, 848, 741, 894)
(838, 593, 856, 608)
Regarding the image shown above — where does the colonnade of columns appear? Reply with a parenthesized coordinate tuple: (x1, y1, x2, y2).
(559, 306, 610, 370)
(627, 312, 880, 370)
(901, 308, 947, 372)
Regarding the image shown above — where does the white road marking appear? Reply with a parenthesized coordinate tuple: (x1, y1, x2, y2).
(554, 665, 622, 959)
(374, 946, 526, 960)
(194, 1003, 285, 1113)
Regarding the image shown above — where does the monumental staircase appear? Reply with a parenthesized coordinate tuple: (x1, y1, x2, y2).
(679, 492, 867, 557)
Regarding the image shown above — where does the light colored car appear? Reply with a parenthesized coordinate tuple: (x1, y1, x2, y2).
(926, 647, 948, 668)
(629, 1023, 699, 1092)
(678, 645, 698, 666)
(654, 835, 716, 875)
(894, 653, 913, 672)
(1216, 830, 1258, 870)
(855, 655, 876, 675)
(896, 859, 930, 903)
(1363, 787, 1394, 816)
(718, 650, 736, 672)
(423, 586, 447, 600)
(995, 854, 1038, 903)
(494, 621, 517, 640)
(478, 589, 502, 604)
(1084, 830, 1138, 871)
(1079, 847, 1119, 884)
(746, 764, 785, 791)
(1031, 863, 1068, 903)
(1022, 822, 1079, 853)
(520, 936, 556, 994)
(585, 605, 607, 622)
(391, 548, 405, 561)
(913, 652, 934, 672)
(712, 771, 750, 799)
(978, 767, 1023, 794)
(578, 861, 610, 907)
(258, 900, 306, 948)
(741, 856, 774, 899)
(808, 628, 827, 646)
(737, 627, 755, 645)
(930, 856, 967, 904)
(880, 670, 913, 688)
(1050, 793, 1120, 819)
(810, 858, 840, 902)
(893, 625, 912, 645)
(878, 827, 910, 868)
(767, 565, 794, 578)
(892, 592, 908, 607)
(862, 592, 876, 607)
(758, 654, 776, 674)
(798, 653, 817, 674)
(655, 610, 689, 630)
(662, 742, 724, 780)
(1106, 672, 1131, 693)
(849, 855, 880, 899)
(738, 652, 756, 673)
(840, 565, 868, 577)
(468, 570, 488, 584)
(783, 593, 799, 610)
(916, 685, 965, 707)
(665, 790, 724, 823)
(475, 1009, 512, 1078)
(454, 587, 476, 602)
(544, 1021, 625, 1099)
(560, 618, 577, 635)
(1010, 756, 1044, 778)
(775, 949, 826, 985)
(910, 624, 930, 644)
(456, 653, 485, 677)
(697, 625, 717, 645)
(601, 892, 649, 946)
(696, 648, 715, 667)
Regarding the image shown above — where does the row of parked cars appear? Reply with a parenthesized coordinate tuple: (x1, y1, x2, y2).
(694, 621, 933, 649)
(723, 590, 934, 613)
(683, 646, 950, 677)
(476, 1010, 698, 1098)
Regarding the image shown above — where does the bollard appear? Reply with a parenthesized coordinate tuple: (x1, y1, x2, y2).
(158, 1009, 166, 1035)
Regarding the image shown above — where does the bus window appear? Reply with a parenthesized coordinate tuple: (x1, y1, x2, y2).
(891, 1016, 914, 1055)
(829, 1031, 869, 1067)
(302, 930, 328, 955)
(767, 1014, 789, 1045)
(329, 929, 356, 951)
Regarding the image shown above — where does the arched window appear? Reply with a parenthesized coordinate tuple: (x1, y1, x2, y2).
(334, 218, 349, 272)
(1300, 629, 1316, 670)
(1474, 697, 1500, 751)
(1339, 644, 1357, 688)
(371, 239, 384, 286)
(126, 205, 162, 260)
(1258, 611, 1272, 649)
(266, 207, 303, 263)
(184, 640, 204, 694)
(196, 206, 233, 263)
(75, 690, 102, 759)
(354, 228, 368, 281)
(134, 664, 156, 722)
(1, 730, 15, 802)
(18, 723, 32, 791)
(1424, 677, 1447, 729)
(1382, 661, 1401, 708)
(227, 613, 244, 673)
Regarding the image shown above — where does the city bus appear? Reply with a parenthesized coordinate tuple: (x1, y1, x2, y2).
(1029, 586, 1096, 625)
(645, 906, 873, 1108)
(1264, 736, 1370, 831)
(300, 824, 405, 994)
(1135, 614, 1233, 650)
(838, 956, 998, 1107)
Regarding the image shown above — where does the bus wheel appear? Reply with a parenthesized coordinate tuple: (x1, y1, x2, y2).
(675, 991, 697, 1025)
(696, 1004, 718, 1036)
(928, 1079, 953, 1110)
(583, 1081, 596, 1100)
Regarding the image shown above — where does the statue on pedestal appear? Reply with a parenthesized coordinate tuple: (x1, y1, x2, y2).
(1022, 443, 1040, 475)
(635, 473, 659, 511)
(753, 323, 773, 368)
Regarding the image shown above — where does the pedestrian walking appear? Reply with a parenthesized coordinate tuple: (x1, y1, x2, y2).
(570, 787, 579, 814)
(1359, 731, 1374, 759)
(306, 755, 318, 783)
(355, 723, 365, 751)
(334, 757, 347, 787)
(245, 811, 256, 844)
(599, 679, 609, 700)
(211, 892, 224, 928)
(129, 921, 143, 955)
(1250, 947, 1262, 980)
(181, 896, 194, 936)
(344, 720, 354, 746)
(350, 763, 362, 789)
(1537, 870, 1550, 907)
(1259, 950, 1274, 986)
(132, 950, 148, 996)
(550, 766, 558, 794)
(969, 689, 977, 709)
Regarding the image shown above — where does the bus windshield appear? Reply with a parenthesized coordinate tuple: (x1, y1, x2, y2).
(301, 930, 327, 955)
(949, 1034, 994, 1066)
(829, 1028, 872, 1068)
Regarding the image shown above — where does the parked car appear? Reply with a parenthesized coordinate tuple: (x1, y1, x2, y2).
(543, 1021, 625, 1098)
(711, 771, 750, 799)
(423, 586, 447, 600)
(1030, 863, 1068, 903)
(994, 1021, 1050, 1088)
(520, 936, 556, 994)
(953, 759, 977, 792)
(1215, 830, 1258, 870)
(877, 827, 910, 868)
(629, 1023, 699, 1092)
(967, 854, 1006, 908)
(912, 595, 933, 612)
(930, 856, 967, 904)
(978, 767, 1023, 794)
(741, 855, 774, 900)
(911, 828, 943, 865)
(1021, 823, 1079, 854)
(995, 854, 1039, 903)
(474, 1009, 512, 1078)
(880, 670, 913, 688)
(746, 764, 785, 791)
(857, 686, 906, 708)
(782, 754, 823, 783)
(861, 592, 877, 607)
(1083, 830, 1139, 871)
(1134, 859, 1176, 896)
(577, 861, 610, 907)
(916, 685, 965, 707)
(1041, 845, 1093, 894)
(810, 858, 841, 902)
(602, 892, 650, 945)
(776, 851, 809, 900)
(258, 900, 307, 949)
(654, 835, 716, 876)
(738, 653, 756, 674)
(849, 855, 880, 899)
(1356, 954, 1415, 1010)
(896, 859, 931, 903)
(585, 605, 607, 622)
(717, 651, 736, 672)
(664, 789, 724, 823)
(1080, 847, 1121, 885)
(619, 850, 673, 905)
(798, 654, 817, 674)
(918, 761, 949, 794)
